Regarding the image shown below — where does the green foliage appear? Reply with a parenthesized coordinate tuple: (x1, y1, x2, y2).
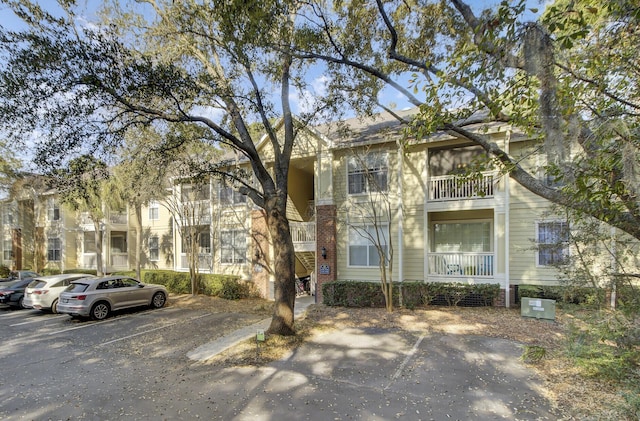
(202, 276, 260, 300)
(0, 265, 10, 278)
(521, 345, 547, 364)
(142, 270, 257, 299)
(63, 269, 98, 276)
(322, 280, 500, 308)
(41, 268, 61, 276)
(517, 285, 602, 306)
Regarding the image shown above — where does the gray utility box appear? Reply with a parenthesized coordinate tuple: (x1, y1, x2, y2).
(521, 297, 556, 321)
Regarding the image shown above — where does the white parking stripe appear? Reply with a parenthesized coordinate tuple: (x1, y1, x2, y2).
(11, 315, 67, 326)
(98, 313, 212, 346)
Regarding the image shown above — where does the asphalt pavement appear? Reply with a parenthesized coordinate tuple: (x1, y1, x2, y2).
(185, 296, 561, 420)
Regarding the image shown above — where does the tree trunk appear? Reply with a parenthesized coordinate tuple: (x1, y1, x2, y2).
(265, 199, 297, 336)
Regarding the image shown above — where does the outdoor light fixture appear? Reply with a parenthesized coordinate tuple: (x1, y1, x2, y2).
(254, 249, 260, 260)
(321, 246, 327, 259)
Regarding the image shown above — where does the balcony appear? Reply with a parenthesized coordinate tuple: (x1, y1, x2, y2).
(108, 212, 128, 225)
(179, 253, 213, 271)
(291, 222, 315, 252)
(427, 252, 494, 278)
(429, 171, 497, 201)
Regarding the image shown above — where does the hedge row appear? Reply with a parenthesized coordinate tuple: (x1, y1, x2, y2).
(322, 280, 501, 308)
(142, 270, 259, 300)
(517, 285, 605, 305)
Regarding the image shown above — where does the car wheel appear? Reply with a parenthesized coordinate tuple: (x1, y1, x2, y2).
(90, 302, 110, 320)
(51, 298, 59, 314)
(151, 292, 166, 309)
(18, 296, 24, 309)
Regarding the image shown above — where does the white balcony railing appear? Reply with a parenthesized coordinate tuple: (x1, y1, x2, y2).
(427, 252, 494, 277)
(429, 171, 496, 201)
(109, 212, 128, 225)
(79, 253, 97, 269)
(179, 253, 213, 271)
(110, 252, 128, 268)
(291, 222, 315, 252)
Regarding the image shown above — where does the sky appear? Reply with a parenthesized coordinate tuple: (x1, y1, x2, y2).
(0, 0, 547, 172)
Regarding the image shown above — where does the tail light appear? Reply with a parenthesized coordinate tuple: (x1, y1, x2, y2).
(73, 295, 87, 300)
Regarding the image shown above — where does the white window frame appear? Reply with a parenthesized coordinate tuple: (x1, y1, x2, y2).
(83, 231, 96, 254)
(3, 239, 12, 261)
(47, 198, 60, 221)
(347, 152, 388, 195)
(148, 201, 159, 220)
(536, 220, 569, 267)
(220, 229, 246, 264)
(47, 237, 61, 261)
(149, 235, 159, 262)
(347, 223, 389, 267)
(219, 185, 247, 205)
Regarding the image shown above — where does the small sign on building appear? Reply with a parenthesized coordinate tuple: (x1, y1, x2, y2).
(319, 264, 330, 275)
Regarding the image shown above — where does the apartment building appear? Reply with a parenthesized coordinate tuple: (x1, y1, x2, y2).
(1, 109, 578, 305)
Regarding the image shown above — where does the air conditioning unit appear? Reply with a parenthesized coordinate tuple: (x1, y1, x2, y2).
(521, 297, 556, 321)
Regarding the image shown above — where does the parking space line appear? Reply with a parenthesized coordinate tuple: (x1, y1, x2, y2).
(11, 315, 68, 327)
(97, 313, 212, 346)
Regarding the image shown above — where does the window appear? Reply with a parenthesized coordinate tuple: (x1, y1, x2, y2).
(47, 198, 60, 221)
(221, 230, 246, 264)
(348, 153, 388, 194)
(148, 201, 159, 220)
(181, 227, 211, 254)
(219, 186, 247, 205)
(149, 236, 159, 261)
(537, 221, 569, 266)
(3, 239, 12, 260)
(181, 183, 210, 202)
(111, 233, 127, 253)
(47, 238, 61, 261)
(348, 224, 388, 267)
(83, 232, 96, 253)
(432, 222, 492, 252)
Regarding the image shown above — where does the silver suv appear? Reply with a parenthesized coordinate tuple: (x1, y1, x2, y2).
(57, 276, 168, 320)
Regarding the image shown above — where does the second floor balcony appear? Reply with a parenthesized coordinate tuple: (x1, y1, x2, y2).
(291, 221, 315, 252)
(429, 171, 497, 202)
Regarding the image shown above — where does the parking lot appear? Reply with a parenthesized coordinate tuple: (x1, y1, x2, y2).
(0, 304, 266, 420)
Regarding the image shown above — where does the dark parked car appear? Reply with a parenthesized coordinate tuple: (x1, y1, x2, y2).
(0, 270, 40, 285)
(0, 278, 38, 309)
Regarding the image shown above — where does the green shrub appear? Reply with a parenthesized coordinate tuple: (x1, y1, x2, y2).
(144, 270, 191, 294)
(63, 269, 97, 276)
(202, 275, 258, 300)
(322, 280, 500, 308)
(0, 265, 9, 278)
(141, 270, 257, 299)
(517, 284, 604, 306)
(41, 268, 62, 276)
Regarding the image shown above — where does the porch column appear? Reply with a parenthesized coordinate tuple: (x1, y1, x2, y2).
(11, 228, 21, 270)
(315, 204, 337, 303)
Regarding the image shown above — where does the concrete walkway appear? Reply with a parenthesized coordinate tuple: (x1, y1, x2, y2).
(187, 294, 315, 362)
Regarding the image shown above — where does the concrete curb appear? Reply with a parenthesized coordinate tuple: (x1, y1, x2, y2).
(187, 295, 315, 362)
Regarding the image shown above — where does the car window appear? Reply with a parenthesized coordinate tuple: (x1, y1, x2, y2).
(120, 278, 139, 288)
(66, 283, 89, 293)
(29, 280, 46, 288)
(52, 281, 64, 288)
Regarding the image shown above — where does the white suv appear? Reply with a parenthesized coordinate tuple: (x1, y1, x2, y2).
(23, 274, 95, 313)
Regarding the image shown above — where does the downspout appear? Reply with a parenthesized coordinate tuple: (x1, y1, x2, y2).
(397, 140, 404, 307)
